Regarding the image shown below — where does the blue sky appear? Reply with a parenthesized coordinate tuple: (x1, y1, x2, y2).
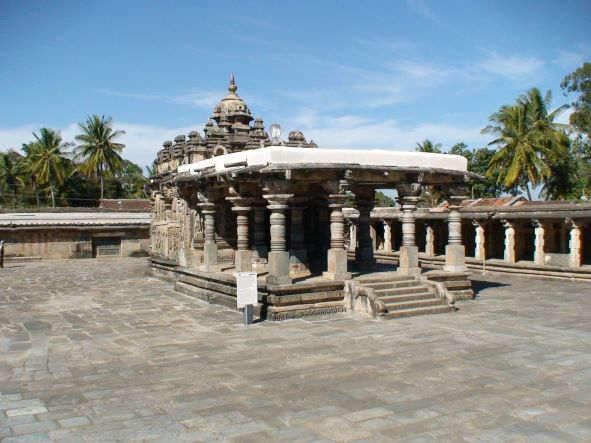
(1, 0, 590, 169)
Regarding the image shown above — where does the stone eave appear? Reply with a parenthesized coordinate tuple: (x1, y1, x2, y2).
(0, 224, 149, 231)
(491, 210, 591, 220)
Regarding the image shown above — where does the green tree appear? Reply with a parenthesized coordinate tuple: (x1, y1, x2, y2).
(21, 141, 43, 207)
(75, 115, 125, 200)
(561, 62, 591, 197)
(448, 143, 513, 199)
(561, 62, 591, 140)
(0, 150, 25, 208)
(416, 139, 442, 153)
(375, 191, 395, 207)
(118, 159, 148, 198)
(26, 128, 70, 207)
(482, 88, 568, 200)
(415, 139, 444, 206)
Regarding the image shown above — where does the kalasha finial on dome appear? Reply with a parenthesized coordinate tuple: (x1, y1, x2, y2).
(228, 73, 237, 94)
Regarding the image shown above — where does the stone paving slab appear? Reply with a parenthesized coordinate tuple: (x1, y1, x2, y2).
(0, 258, 590, 442)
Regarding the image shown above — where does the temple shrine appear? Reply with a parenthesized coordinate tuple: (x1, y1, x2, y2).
(148, 75, 480, 320)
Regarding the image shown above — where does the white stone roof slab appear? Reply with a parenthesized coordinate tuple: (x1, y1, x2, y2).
(177, 146, 468, 175)
(0, 212, 150, 227)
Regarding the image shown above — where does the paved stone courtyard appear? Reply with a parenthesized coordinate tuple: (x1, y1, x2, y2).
(1, 259, 590, 442)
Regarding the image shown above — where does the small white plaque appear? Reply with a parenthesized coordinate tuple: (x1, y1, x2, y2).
(235, 272, 258, 308)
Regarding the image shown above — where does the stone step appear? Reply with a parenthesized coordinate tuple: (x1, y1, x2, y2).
(384, 298, 444, 311)
(363, 279, 419, 290)
(375, 285, 430, 297)
(443, 280, 472, 290)
(452, 289, 475, 300)
(385, 305, 450, 319)
(356, 274, 417, 285)
(379, 292, 435, 304)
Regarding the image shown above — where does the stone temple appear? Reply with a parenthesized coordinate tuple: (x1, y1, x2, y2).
(148, 75, 480, 320)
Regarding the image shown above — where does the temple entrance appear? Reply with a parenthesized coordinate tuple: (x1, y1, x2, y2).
(518, 222, 535, 262)
(92, 237, 121, 258)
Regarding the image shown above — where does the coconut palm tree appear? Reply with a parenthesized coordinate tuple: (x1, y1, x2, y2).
(0, 150, 25, 207)
(75, 115, 125, 199)
(415, 139, 444, 206)
(27, 128, 69, 207)
(416, 139, 443, 153)
(482, 88, 569, 200)
(21, 141, 43, 207)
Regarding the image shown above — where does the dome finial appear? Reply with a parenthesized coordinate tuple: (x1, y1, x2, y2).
(228, 73, 237, 94)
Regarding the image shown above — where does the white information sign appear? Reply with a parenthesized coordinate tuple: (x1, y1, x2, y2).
(235, 272, 258, 308)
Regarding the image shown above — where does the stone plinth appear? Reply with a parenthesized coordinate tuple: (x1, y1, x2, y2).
(323, 194, 351, 280)
(267, 251, 292, 285)
(398, 246, 421, 276)
(397, 195, 420, 275)
(199, 203, 221, 272)
(444, 244, 466, 272)
(264, 193, 293, 285)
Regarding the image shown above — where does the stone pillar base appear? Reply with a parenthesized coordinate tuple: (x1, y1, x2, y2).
(235, 250, 252, 272)
(444, 244, 466, 272)
(323, 249, 351, 280)
(200, 244, 222, 272)
(267, 251, 292, 286)
(397, 246, 421, 276)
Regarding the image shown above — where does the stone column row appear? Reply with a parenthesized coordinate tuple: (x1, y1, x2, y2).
(323, 194, 351, 280)
(264, 193, 293, 285)
(398, 195, 420, 275)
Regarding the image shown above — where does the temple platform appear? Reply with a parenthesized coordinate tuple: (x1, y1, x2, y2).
(149, 256, 471, 321)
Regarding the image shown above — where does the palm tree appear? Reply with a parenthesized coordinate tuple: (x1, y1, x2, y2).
(75, 115, 125, 199)
(21, 141, 43, 207)
(27, 128, 69, 207)
(482, 88, 569, 200)
(0, 150, 25, 208)
(416, 139, 443, 153)
(415, 139, 444, 206)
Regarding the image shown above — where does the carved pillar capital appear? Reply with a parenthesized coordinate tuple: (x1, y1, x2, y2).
(397, 182, 422, 199)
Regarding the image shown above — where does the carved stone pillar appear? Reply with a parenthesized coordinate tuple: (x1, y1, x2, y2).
(323, 194, 351, 280)
(263, 193, 293, 285)
(424, 222, 435, 257)
(383, 220, 392, 253)
(289, 200, 308, 271)
(199, 202, 220, 272)
(473, 221, 486, 261)
(251, 202, 268, 269)
(227, 197, 252, 272)
(354, 190, 375, 269)
(444, 196, 467, 272)
(532, 219, 545, 266)
(569, 220, 582, 268)
(503, 220, 516, 264)
(398, 194, 420, 275)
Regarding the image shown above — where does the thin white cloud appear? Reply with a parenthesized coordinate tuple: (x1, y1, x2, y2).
(478, 52, 544, 80)
(289, 111, 487, 150)
(553, 45, 590, 71)
(97, 89, 221, 108)
(406, 0, 440, 24)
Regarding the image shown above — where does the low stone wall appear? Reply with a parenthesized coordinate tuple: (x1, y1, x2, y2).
(1, 227, 149, 260)
(266, 281, 346, 321)
(366, 251, 591, 282)
(148, 257, 346, 321)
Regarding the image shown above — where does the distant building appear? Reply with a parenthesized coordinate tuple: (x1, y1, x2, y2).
(0, 205, 150, 260)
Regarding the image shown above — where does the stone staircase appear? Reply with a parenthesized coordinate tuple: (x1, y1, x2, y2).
(355, 274, 450, 319)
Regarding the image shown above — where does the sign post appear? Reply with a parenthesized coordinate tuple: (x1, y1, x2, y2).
(235, 272, 258, 325)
